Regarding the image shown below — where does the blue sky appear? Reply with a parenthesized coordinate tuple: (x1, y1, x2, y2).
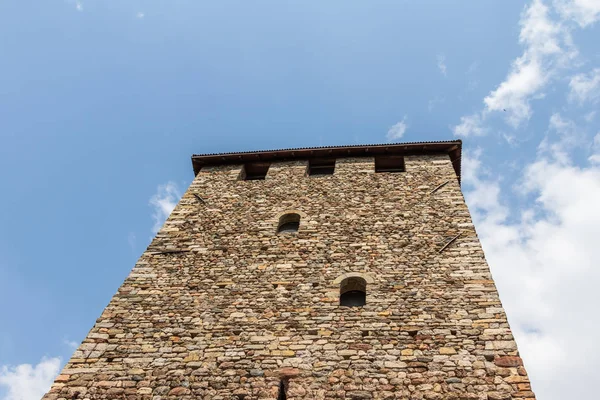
(1, 1, 599, 399)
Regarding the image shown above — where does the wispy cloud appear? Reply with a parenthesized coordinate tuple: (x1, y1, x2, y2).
(483, 0, 575, 127)
(466, 61, 479, 75)
(65, 0, 83, 11)
(127, 232, 136, 253)
(0, 357, 61, 400)
(437, 54, 447, 76)
(568, 68, 600, 104)
(452, 113, 486, 136)
(584, 110, 596, 122)
(62, 338, 78, 351)
(428, 96, 444, 112)
(454, 0, 579, 136)
(386, 116, 408, 141)
(136, 12, 145, 19)
(540, 112, 584, 164)
(590, 132, 600, 164)
(465, 61, 480, 91)
(149, 182, 182, 233)
(553, 0, 600, 27)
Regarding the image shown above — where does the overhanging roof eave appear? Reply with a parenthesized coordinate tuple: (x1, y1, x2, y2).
(191, 140, 462, 183)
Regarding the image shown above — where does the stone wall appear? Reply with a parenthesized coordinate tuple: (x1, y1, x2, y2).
(43, 154, 535, 400)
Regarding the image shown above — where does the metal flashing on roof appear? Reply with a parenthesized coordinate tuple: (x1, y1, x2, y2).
(191, 140, 462, 183)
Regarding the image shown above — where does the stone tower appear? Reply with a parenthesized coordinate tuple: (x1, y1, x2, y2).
(44, 140, 536, 400)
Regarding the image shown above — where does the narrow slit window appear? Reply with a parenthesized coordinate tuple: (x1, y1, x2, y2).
(277, 213, 300, 234)
(340, 277, 367, 307)
(241, 162, 270, 180)
(277, 380, 287, 400)
(308, 158, 335, 176)
(375, 156, 405, 173)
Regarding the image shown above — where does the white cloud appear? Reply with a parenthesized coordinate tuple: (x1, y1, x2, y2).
(547, 112, 577, 137)
(62, 338, 78, 350)
(453, 0, 581, 134)
(437, 54, 447, 76)
(452, 113, 486, 137)
(460, 147, 484, 185)
(136, 12, 145, 19)
(386, 116, 408, 140)
(502, 132, 518, 146)
(66, 0, 83, 11)
(463, 130, 600, 399)
(568, 68, 600, 104)
(454, 6, 600, 395)
(538, 113, 587, 163)
(484, 59, 547, 127)
(149, 182, 181, 233)
(554, 0, 600, 27)
(483, 0, 575, 127)
(0, 357, 61, 400)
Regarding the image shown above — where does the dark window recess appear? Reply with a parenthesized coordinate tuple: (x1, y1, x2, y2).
(278, 213, 300, 234)
(308, 158, 335, 176)
(340, 290, 366, 307)
(241, 162, 270, 180)
(277, 380, 287, 400)
(375, 156, 405, 173)
(339, 276, 367, 307)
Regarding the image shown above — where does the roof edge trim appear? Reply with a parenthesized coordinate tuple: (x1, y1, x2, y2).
(191, 140, 462, 183)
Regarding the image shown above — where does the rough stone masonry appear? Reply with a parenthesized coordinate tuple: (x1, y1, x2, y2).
(43, 141, 536, 400)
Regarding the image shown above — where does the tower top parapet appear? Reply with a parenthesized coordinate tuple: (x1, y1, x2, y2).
(191, 140, 462, 181)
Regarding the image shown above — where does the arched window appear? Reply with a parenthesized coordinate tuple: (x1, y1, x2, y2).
(339, 276, 367, 307)
(277, 213, 300, 234)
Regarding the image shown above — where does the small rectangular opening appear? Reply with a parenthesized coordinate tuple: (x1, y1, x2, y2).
(308, 158, 335, 176)
(375, 156, 405, 173)
(241, 162, 270, 180)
